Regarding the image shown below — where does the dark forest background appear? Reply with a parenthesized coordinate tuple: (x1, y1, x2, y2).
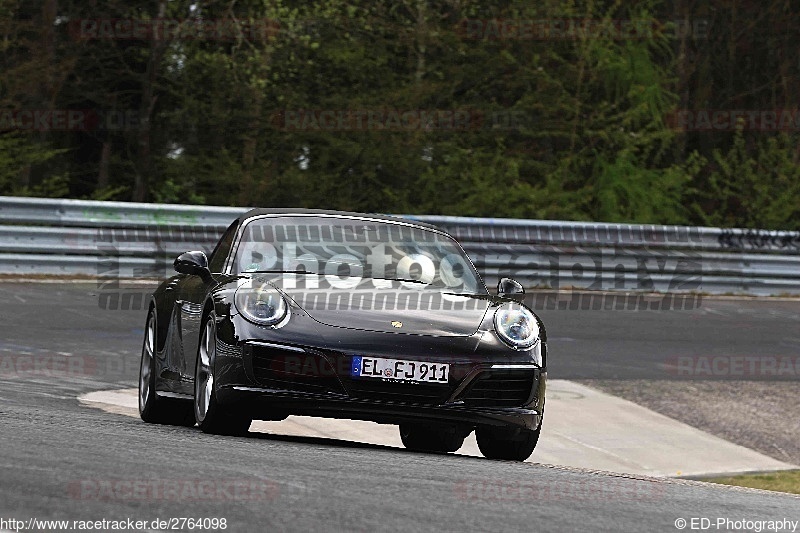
(1, 0, 799, 229)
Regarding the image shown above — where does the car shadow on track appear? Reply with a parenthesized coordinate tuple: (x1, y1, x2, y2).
(241, 429, 487, 461)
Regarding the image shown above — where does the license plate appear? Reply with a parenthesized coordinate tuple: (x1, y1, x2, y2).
(351, 356, 449, 384)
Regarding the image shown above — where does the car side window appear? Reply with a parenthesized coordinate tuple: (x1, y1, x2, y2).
(208, 221, 239, 273)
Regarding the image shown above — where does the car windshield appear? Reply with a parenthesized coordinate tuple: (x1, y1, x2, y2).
(233, 216, 486, 295)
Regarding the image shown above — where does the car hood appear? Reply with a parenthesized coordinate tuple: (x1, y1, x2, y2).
(263, 275, 492, 337)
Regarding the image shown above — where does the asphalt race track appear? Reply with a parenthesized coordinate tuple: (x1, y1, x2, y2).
(0, 282, 799, 532)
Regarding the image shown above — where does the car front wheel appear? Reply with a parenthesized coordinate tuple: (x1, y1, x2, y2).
(476, 420, 542, 461)
(194, 312, 251, 436)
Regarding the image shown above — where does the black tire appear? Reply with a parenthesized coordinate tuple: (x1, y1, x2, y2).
(476, 421, 542, 462)
(139, 310, 194, 426)
(194, 312, 251, 436)
(399, 423, 466, 453)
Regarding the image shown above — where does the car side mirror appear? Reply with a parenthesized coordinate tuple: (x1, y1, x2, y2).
(497, 277, 525, 302)
(174, 251, 212, 282)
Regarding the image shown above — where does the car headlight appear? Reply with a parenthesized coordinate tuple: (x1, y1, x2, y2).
(493, 303, 539, 349)
(235, 283, 288, 326)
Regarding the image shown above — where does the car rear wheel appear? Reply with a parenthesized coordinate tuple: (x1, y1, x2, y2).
(399, 423, 466, 453)
(139, 311, 194, 426)
(476, 420, 542, 462)
(194, 312, 251, 436)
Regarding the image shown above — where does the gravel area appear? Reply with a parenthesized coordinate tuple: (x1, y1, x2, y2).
(580, 380, 800, 467)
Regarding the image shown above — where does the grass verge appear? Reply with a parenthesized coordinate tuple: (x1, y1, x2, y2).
(702, 470, 800, 495)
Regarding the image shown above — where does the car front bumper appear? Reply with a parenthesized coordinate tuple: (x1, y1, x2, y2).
(217, 375, 545, 431)
(212, 313, 546, 431)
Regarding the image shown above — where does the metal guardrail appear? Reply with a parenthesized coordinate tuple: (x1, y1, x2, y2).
(0, 195, 245, 228)
(1, 196, 799, 296)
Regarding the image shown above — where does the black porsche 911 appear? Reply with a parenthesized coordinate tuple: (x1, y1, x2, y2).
(139, 209, 547, 461)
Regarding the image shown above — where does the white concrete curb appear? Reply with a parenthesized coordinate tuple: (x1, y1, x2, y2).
(79, 380, 797, 478)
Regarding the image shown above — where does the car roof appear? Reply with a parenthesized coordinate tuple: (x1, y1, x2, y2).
(238, 208, 444, 233)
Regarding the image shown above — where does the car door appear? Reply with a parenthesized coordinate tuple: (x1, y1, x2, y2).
(178, 221, 240, 392)
(155, 274, 184, 391)
(176, 274, 207, 390)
